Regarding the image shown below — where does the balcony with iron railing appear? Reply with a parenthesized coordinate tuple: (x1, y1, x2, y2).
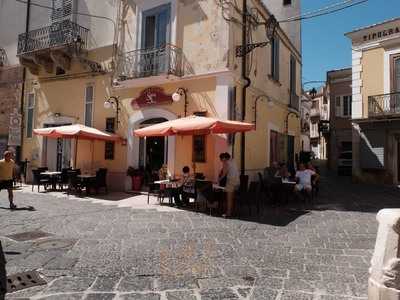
(368, 92, 400, 118)
(116, 44, 184, 83)
(17, 20, 89, 56)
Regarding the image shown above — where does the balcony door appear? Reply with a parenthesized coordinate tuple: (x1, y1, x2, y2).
(141, 4, 171, 76)
(390, 55, 400, 114)
(51, 0, 73, 23)
(392, 55, 400, 92)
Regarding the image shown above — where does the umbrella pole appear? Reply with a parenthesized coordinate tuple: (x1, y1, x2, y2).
(74, 137, 78, 169)
(91, 140, 94, 173)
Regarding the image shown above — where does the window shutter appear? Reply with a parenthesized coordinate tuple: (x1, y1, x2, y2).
(85, 85, 94, 127)
(349, 95, 352, 116)
(270, 38, 275, 77)
(275, 38, 280, 81)
(343, 96, 349, 116)
(335, 96, 342, 117)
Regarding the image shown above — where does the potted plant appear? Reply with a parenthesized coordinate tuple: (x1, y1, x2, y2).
(127, 166, 144, 191)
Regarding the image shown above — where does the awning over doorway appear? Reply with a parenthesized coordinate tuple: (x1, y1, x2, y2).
(33, 124, 121, 141)
(133, 115, 255, 137)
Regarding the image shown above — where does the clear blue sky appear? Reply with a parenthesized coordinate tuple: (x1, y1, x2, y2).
(302, 0, 400, 88)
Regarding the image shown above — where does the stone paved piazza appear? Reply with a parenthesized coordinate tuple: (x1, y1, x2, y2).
(1, 173, 399, 300)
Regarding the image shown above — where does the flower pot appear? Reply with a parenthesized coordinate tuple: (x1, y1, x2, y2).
(132, 175, 142, 191)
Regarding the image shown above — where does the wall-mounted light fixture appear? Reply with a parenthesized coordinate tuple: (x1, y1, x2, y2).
(104, 96, 121, 128)
(172, 88, 188, 117)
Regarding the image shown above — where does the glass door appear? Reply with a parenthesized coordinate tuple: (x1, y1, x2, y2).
(141, 4, 171, 76)
(391, 56, 400, 113)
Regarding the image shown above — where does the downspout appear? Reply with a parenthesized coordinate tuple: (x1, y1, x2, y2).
(241, 0, 251, 176)
(19, 0, 31, 162)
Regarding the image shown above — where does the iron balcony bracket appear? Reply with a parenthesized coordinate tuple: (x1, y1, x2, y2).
(235, 41, 270, 57)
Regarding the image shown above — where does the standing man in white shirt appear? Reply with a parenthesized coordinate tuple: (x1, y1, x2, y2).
(295, 163, 319, 196)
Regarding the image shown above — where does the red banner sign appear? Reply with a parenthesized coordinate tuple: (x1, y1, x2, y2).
(132, 87, 172, 108)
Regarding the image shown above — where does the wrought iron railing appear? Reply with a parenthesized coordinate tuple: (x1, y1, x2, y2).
(289, 93, 300, 110)
(17, 20, 89, 55)
(117, 44, 184, 80)
(368, 92, 400, 117)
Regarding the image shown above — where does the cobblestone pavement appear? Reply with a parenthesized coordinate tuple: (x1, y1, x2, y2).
(1, 170, 399, 300)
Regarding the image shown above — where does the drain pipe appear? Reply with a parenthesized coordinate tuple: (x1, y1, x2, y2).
(18, 0, 31, 163)
(240, 0, 251, 176)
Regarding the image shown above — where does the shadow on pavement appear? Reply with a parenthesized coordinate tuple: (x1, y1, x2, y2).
(0, 206, 35, 212)
(0, 241, 6, 300)
(237, 209, 310, 226)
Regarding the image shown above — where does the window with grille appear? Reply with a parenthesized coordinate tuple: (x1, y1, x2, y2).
(26, 93, 35, 138)
(193, 135, 206, 163)
(105, 141, 115, 160)
(106, 118, 115, 133)
(84, 85, 94, 127)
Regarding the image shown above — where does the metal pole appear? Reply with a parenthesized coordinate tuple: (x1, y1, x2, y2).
(74, 137, 78, 169)
(241, 0, 251, 176)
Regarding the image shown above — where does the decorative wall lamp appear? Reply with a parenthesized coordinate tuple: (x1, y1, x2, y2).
(172, 88, 188, 117)
(253, 94, 273, 129)
(104, 96, 121, 128)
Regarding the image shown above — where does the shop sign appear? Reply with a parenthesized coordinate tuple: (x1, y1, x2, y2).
(132, 87, 172, 108)
(363, 26, 400, 42)
(8, 109, 22, 146)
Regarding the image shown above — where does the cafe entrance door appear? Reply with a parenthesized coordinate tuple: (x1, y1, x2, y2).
(138, 118, 168, 176)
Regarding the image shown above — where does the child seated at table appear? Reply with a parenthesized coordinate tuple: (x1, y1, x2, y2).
(295, 163, 319, 195)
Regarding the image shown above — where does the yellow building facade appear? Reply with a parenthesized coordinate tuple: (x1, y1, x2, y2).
(346, 17, 400, 184)
(20, 0, 301, 190)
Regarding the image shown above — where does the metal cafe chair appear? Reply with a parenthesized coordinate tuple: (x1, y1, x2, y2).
(31, 169, 50, 192)
(95, 168, 108, 194)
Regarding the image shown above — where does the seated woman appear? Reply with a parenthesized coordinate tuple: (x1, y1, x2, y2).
(180, 166, 195, 206)
(158, 164, 170, 180)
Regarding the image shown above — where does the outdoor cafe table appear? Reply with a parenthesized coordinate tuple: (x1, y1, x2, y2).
(77, 174, 96, 195)
(280, 178, 297, 204)
(154, 179, 180, 205)
(40, 171, 62, 190)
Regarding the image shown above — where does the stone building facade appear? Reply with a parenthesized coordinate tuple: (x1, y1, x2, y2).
(0, 49, 23, 158)
(326, 68, 352, 174)
(3, 0, 302, 190)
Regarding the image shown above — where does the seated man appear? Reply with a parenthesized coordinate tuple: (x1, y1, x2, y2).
(264, 161, 279, 182)
(180, 166, 195, 206)
(295, 163, 319, 195)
